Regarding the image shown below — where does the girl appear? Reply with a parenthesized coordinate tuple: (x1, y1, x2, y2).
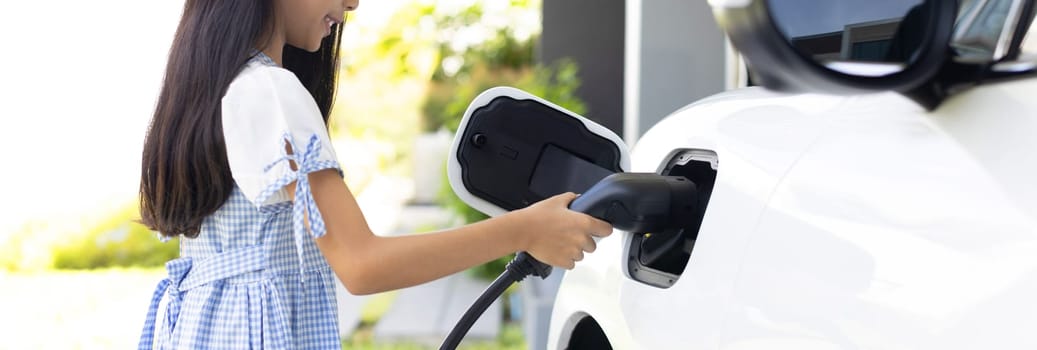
(136, 0, 612, 348)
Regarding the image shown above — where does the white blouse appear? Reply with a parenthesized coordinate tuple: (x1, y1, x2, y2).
(220, 58, 340, 208)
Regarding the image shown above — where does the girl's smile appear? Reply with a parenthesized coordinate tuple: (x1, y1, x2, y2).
(276, 0, 358, 54)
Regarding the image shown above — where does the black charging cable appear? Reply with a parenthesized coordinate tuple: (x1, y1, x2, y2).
(439, 252, 552, 350)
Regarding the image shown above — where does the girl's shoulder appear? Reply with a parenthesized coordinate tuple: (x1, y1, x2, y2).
(223, 57, 311, 108)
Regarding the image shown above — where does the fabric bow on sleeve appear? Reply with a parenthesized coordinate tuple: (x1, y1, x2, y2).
(258, 133, 341, 282)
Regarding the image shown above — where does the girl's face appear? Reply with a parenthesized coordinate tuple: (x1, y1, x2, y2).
(278, 0, 359, 52)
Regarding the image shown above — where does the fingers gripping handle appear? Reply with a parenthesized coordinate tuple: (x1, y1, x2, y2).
(569, 173, 698, 235)
(525, 173, 697, 274)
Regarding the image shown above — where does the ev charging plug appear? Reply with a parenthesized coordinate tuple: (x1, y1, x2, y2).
(440, 173, 698, 350)
(569, 173, 698, 234)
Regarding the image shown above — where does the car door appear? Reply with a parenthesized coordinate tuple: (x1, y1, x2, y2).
(614, 88, 841, 349)
(723, 77, 1037, 349)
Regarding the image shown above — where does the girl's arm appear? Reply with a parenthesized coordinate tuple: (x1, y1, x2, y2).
(299, 169, 612, 295)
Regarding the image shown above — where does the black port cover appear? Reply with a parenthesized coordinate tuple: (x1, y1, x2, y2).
(456, 96, 625, 211)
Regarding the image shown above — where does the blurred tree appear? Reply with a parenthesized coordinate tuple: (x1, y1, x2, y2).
(50, 205, 178, 270)
(419, 0, 587, 281)
(329, 3, 442, 181)
(0, 204, 178, 271)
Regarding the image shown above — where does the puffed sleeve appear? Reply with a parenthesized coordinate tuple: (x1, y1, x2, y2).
(221, 63, 342, 238)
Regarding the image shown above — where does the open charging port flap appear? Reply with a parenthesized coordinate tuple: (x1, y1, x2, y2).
(628, 149, 717, 288)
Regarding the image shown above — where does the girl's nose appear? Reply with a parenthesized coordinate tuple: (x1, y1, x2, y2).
(343, 0, 359, 11)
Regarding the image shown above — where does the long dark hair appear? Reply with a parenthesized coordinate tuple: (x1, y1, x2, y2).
(140, 0, 344, 238)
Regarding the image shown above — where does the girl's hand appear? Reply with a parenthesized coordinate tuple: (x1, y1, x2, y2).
(512, 192, 614, 269)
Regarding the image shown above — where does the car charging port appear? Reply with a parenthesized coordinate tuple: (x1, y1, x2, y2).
(628, 149, 717, 288)
(638, 229, 691, 270)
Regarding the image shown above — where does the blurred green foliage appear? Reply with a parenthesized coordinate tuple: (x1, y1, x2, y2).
(423, 60, 585, 134)
(1, 204, 177, 271)
(420, 1, 586, 281)
(50, 205, 178, 270)
(330, 3, 441, 181)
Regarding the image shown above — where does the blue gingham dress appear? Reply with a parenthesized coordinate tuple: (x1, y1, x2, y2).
(139, 52, 343, 349)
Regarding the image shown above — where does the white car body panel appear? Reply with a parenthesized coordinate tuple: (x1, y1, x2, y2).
(548, 76, 1037, 349)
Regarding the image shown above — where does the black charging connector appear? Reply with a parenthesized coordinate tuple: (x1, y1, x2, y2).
(439, 173, 699, 350)
(568, 173, 697, 233)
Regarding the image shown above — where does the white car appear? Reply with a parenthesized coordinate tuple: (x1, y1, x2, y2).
(449, 0, 1037, 349)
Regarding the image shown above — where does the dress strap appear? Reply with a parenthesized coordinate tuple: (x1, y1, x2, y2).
(138, 245, 268, 349)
